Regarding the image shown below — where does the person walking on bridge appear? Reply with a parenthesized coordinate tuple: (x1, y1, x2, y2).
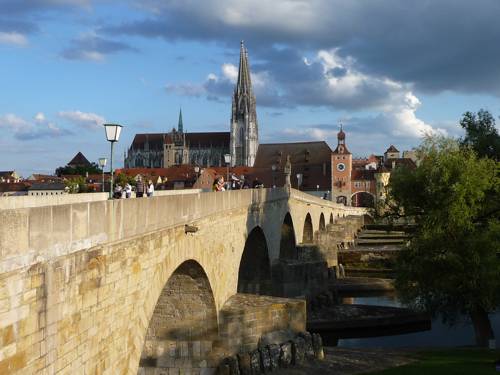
(147, 180, 154, 197)
(136, 176, 145, 198)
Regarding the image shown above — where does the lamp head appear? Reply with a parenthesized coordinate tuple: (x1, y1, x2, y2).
(104, 123, 123, 142)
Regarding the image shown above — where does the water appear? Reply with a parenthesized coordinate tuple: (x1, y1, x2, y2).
(338, 294, 500, 348)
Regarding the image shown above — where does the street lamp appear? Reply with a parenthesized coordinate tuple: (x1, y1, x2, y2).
(224, 154, 231, 190)
(296, 173, 303, 190)
(98, 158, 107, 192)
(103, 123, 123, 199)
(271, 164, 277, 188)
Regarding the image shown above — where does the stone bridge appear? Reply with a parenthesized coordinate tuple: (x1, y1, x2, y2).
(0, 188, 366, 374)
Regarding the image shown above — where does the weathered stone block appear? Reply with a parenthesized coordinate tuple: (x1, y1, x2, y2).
(291, 337, 305, 365)
(220, 356, 240, 375)
(267, 344, 280, 370)
(237, 353, 251, 375)
(279, 342, 292, 367)
(298, 332, 314, 359)
(312, 333, 324, 360)
(249, 350, 261, 373)
(259, 346, 271, 372)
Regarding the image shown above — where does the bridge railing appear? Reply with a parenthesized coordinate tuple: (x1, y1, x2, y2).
(0, 187, 367, 274)
(0, 188, 289, 273)
(289, 188, 369, 216)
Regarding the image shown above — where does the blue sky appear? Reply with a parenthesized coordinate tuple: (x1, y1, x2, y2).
(1, 0, 499, 176)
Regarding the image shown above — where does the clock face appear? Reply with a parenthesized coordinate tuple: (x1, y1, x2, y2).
(337, 163, 346, 172)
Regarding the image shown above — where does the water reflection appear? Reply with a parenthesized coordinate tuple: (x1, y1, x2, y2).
(338, 294, 500, 348)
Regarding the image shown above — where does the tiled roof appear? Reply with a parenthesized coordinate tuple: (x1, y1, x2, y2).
(385, 145, 399, 153)
(0, 171, 16, 178)
(186, 132, 230, 147)
(68, 152, 91, 166)
(29, 183, 66, 191)
(0, 182, 30, 193)
(130, 132, 230, 150)
(129, 134, 166, 151)
(384, 158, 417, 170)
(254, 141, 333, 168)
(351, 169, 376, 180)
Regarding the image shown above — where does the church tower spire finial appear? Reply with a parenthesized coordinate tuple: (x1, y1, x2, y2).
(236, 40, 253, 97)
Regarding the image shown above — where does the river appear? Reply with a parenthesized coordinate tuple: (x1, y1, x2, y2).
(338, 294, 500, 348)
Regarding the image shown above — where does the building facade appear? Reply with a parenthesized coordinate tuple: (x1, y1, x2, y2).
(125, 42, 259, 169)
(331, 128, 417, 208)
(331, 126, 352, 205)
(124, 110, 230, 168)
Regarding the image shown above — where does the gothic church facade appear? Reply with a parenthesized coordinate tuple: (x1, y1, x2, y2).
(125, 42, 258, 169)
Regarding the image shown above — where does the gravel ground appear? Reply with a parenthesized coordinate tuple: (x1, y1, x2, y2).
(273, 347, 417, 375)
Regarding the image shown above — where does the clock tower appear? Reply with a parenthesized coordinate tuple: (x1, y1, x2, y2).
(331, 125, 352, 205)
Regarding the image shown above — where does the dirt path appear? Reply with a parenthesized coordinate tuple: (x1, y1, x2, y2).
(273, 347, 417, 375)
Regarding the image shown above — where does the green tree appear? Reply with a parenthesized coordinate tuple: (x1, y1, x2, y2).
(115, 173, 136, 188)
(388, 136, 500, 346)
(55, 162, 102, 177)
(460, 109, 500, 161)
(63, 175, 88, 194)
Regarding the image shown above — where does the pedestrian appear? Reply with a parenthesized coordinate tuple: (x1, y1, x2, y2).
(212, 176, 225, 192)
(147, 180, 154, 197)
(125, 183, 132, 199)
(113, 184, 122, 199)
(252, 178, 263, 188)
(136, 176, 145, 198)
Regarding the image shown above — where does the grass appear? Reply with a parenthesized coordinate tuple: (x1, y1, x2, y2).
(363, 348, 500, 375)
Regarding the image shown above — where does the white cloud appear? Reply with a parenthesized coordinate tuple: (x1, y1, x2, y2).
(58, 110, 106, 129)
(221, 63, 238, 82)
(34, 112, 46, 123)
(0, 32, 28, 46)
(0, 113, 71, 140)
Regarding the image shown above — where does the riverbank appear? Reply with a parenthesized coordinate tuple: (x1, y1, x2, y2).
(273, 347, 500, 375)
(273, 347, 417, 374)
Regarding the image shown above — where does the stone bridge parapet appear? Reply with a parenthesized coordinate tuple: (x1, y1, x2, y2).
(0, 188, 367, 374)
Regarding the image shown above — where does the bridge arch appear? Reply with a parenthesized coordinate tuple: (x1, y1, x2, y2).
(279, 212, 297, 260)
(140, 259, 218, 371)
(302, 213, 313, 243)
(351, 191, 375, 208)
(319, 213, 326, 231)
(238, 226, 272, 294)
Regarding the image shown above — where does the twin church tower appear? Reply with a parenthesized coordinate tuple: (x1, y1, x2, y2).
(125, 41, 258, 169)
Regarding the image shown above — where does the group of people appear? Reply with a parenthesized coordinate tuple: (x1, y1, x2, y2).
(113, 177, 155, 199)
(212, 175, 264, 192)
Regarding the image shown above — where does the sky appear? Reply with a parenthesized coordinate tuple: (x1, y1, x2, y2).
(1, 0, 500, 176)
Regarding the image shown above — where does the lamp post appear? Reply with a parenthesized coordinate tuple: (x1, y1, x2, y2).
(271, 164, 277, 188)
(103, 124, 123, 199)
(224, 154, 231, 190)
(98, 158, 107, 192)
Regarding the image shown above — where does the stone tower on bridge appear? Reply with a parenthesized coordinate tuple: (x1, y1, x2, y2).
(230, 41, 259, 167)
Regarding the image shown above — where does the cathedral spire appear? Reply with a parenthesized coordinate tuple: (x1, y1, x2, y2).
(178, 108, 183, 133)
(230, 41, 259, 167)
(236, 40, 253, 96)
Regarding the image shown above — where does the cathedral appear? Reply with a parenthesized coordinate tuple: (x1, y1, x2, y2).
(125, 41, 259, 169)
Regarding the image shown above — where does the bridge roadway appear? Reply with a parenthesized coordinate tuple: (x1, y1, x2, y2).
(0, 188, 366, 374)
